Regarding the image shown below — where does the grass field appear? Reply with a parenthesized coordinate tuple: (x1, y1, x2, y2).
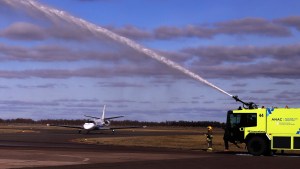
(73, 127, 246, 152)
(0, 126, 39, 134)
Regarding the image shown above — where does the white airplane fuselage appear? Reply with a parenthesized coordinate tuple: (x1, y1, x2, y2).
(83, 119, 110, 130)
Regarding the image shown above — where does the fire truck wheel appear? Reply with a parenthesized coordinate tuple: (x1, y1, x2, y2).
(247, 136, 268, 156)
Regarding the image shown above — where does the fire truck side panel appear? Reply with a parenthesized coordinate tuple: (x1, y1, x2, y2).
(266, 108, 300, 150)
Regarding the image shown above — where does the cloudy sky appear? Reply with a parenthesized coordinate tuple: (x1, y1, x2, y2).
(0, 0, 300, 122)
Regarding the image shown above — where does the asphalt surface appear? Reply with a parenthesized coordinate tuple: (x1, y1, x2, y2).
(0, 126, 300, 169)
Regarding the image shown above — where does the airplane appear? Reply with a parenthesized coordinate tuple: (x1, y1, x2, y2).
(47, 105, 146, 134)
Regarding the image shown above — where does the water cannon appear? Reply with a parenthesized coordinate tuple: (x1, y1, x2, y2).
(232, 95, 258, 109)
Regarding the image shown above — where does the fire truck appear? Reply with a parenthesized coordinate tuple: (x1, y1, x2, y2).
(224, 96, 300, 156)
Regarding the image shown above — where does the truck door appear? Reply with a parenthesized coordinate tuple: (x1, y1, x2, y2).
(225, 111, 257, 143)
(226, 112, 244, 142)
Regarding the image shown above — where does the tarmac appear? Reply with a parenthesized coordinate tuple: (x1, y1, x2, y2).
(0, 127, 300, 169)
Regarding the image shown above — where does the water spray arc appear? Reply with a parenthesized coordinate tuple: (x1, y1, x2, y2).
(5, 0, 256, 107)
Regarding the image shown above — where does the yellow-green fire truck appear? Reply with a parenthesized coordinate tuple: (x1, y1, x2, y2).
(224, 96, 300, 156)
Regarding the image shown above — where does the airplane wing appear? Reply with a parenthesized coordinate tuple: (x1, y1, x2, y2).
(104, 116, 124, 120)
(47, 124, 83, 129)
(83, 115, 124, 120)
(84, 115, 101, 119)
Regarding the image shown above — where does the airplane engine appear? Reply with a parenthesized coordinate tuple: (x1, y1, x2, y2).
(104, 120, 111, 126)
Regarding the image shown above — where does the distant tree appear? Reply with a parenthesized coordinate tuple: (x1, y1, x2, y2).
(0, 118, 225, 128)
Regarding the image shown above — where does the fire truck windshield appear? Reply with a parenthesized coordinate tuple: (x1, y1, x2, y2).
(229, 113, 257, 128)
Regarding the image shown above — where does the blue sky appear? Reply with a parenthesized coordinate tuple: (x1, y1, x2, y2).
(0, 0, 300, 122)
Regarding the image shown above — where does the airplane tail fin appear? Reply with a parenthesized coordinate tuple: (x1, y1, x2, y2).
(101, 105, 106, 120)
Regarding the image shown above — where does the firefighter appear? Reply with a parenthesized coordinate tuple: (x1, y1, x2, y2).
(223, 126, 230, 151)
(205, 126, 213, 151)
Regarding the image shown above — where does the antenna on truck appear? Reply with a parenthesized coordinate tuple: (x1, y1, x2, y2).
(232, 95, 258, 109)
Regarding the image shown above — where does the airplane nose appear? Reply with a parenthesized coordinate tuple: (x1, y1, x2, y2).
(83, 123, 95, 130)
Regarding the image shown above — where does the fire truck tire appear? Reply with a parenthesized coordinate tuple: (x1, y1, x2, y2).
(247, 136, 268, 156)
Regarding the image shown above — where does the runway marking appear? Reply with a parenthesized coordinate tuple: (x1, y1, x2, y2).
(0, 159, 81, 169)
(83, 158, 90, 162)
(57, 154, 90, 163)
(0, 148, 209, 168)
(235, 154, 253, 156)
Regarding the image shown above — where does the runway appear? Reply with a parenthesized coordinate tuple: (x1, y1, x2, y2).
(0, 126, 300, 169)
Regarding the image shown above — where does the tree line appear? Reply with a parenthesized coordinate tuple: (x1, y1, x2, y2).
(0, 118, 225, 128)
